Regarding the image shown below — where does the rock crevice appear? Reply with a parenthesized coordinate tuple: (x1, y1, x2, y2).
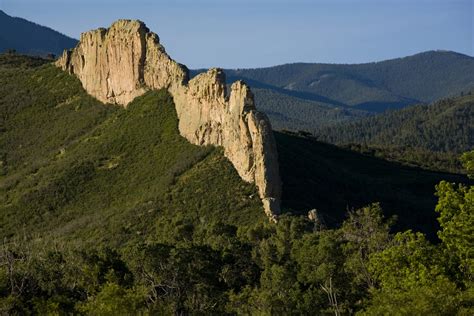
(56, 19, 281, 217)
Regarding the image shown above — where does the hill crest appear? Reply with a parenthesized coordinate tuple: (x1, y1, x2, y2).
(56, 19, 282, 217)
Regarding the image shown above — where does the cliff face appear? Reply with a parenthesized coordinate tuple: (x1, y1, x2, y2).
(56, 19, 281, 217)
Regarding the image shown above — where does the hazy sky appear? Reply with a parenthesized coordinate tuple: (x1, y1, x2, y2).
(1, 0, 472, 68)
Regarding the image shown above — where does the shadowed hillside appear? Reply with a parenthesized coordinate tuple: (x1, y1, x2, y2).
(0, 10, 77, 56)
(276, 132, 469, 238)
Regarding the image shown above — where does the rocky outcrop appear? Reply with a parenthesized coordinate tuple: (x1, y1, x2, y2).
(56, 20, 281, 217)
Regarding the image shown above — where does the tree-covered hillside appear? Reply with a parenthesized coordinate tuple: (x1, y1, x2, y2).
(0, 54, 471, 314)
(0, 10, 77, 56)
(314, 93, 474, 153)
(253, 88, 371, 131)
(0, 55, 264, 246)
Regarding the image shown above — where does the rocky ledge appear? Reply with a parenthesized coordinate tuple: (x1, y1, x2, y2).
(56, 19, 281, 218)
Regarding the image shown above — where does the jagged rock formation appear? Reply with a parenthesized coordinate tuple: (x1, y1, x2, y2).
(56, 20, 281, 217)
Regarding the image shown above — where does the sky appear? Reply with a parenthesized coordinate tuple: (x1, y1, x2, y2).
(0, 0, 472, 69)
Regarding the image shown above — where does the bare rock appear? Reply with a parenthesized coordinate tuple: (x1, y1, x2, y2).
(57, 20, 149, 104)
(56, 19, 281, 217)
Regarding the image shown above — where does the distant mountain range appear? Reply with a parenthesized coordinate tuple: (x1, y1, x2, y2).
(226, 51, 474, 107)
(191, 50, 474, 130)
(0, 10, 77, 56)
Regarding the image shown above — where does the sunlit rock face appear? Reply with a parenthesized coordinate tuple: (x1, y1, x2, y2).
(56, 19, 281, 218)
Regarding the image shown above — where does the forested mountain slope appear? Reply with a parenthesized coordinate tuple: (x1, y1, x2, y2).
(0, 10, 77, 56)
(0, 54, 265, 245)
(252, 88, 371, 131)
(314, 93, 474, 154)
(0, 53, 471, 315)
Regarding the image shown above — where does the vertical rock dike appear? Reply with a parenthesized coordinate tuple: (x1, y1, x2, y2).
(56, 20, 281, 218)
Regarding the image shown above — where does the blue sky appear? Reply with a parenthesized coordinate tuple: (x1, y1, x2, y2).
(1, 0, 472, 68)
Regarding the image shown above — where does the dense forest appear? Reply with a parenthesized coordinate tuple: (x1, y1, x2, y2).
(0, 10, 77, 56)
(0, 54, 472, 314)
(252, 88, 370, 131)
(338, 144, 465, 174)
(314, 93, 473, 153)
(310, 93, 473, 175)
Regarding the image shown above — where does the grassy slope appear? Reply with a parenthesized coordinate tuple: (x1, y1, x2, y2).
(0, 55, 264, 249)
